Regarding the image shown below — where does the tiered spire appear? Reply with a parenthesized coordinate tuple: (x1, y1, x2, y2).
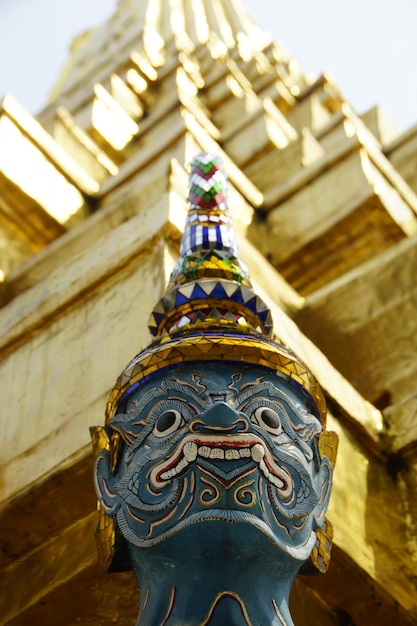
(148, 153, 272, 338)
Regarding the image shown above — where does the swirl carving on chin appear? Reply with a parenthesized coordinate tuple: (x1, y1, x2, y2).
(233, 481, 257, 507)
(199, 476, 221, 506)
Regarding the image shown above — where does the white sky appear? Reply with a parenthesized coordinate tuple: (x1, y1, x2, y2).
(0, 0, 416, 132)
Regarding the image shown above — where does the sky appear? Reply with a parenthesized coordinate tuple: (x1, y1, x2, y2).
(0, 0, 416, 132)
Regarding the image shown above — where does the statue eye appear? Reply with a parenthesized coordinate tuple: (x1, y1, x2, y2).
(153, 409, 183, 437)
(253, 407, 282, 435)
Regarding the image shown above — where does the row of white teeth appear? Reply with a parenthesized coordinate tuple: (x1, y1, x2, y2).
(159, 442, 285, 489)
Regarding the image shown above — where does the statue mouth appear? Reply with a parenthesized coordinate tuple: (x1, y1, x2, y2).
(150, 433, 293, 497)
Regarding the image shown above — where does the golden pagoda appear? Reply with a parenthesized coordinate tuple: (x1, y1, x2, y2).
(0, 1, 416, 624)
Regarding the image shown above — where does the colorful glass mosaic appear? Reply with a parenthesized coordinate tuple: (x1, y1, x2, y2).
(106, 332, 326, 425)
(151, 153, 266, 337)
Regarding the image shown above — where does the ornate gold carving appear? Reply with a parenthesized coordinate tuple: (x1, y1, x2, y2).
(106, 334, 327, 425)
(310, 518, 334, 575)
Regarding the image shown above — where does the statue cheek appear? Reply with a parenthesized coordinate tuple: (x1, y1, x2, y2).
(93, 450, 120, 516)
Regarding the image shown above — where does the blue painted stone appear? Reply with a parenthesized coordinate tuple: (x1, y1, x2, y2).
(95, 362, 333, 625)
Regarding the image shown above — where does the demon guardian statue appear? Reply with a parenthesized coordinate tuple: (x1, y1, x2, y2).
(91, 154, 338, 626)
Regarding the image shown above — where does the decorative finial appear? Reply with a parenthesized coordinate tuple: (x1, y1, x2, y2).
(148, 152, 272, 338)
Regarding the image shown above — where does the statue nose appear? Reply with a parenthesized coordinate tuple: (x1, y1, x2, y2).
(190, 402, 249, 434)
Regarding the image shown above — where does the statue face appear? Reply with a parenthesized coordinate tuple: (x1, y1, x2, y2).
(95, 363, 332, 564)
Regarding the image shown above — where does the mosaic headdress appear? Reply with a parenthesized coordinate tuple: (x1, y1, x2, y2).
(105, 153, 326, 425)
(92, 153, 336, 573)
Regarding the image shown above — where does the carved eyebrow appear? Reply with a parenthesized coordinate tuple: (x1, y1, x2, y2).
(109, 387, 164, 445)
(115, 378, 208, 426)
(123, 387, 168, 421)
(236, 381, 321, 460)
(236, 381, 297, 412)
(160, 379, 208, 409)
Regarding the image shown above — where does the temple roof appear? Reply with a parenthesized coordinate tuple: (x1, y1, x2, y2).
(0, 1, 417, 624)
(48, 0, 296, 102)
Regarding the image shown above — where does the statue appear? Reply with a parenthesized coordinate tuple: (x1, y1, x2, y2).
(91, 153, 338, 625)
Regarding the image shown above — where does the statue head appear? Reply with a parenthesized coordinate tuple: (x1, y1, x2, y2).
(91, 154, 338, 608)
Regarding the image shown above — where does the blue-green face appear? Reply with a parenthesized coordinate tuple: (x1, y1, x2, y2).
(95, 363, 332, 563)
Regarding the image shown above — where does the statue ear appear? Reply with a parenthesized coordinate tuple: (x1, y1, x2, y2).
(91, 427, 129, 572)
(313, 429, 338, 527)
(300, 456, 334, 576)
(93, 448, 120, 515)
(313, 456, 333, 529)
